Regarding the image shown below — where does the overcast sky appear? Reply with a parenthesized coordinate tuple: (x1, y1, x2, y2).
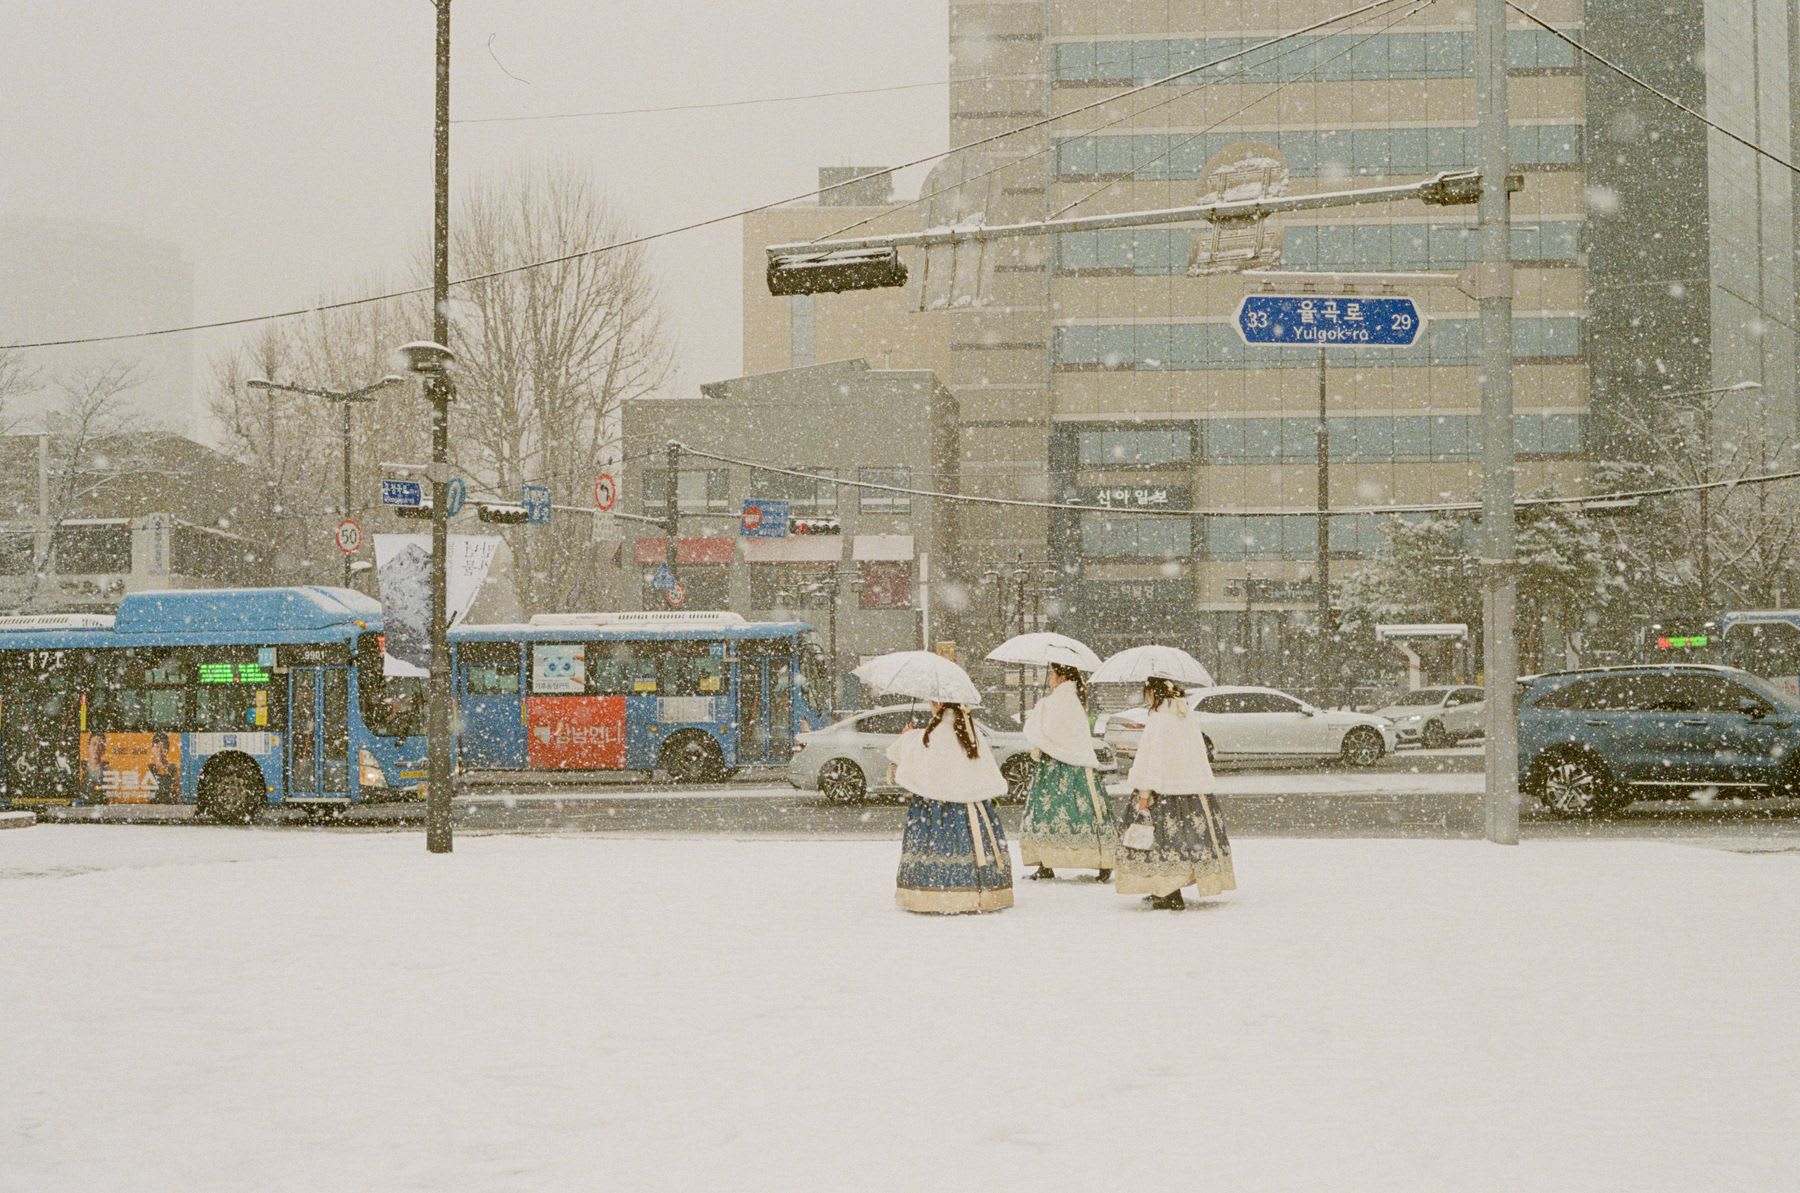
(2, 1, 948, 419)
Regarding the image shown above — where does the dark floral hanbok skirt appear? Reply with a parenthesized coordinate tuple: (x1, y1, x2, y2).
(1019, 757, 1116, 870)
(1114, 790, 1235, 899)
(895, 797, 1014, 914)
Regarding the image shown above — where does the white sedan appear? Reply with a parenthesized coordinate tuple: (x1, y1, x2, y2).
(1097, 685, 1395, 767)
(789, 704, 1118, 804)
(1371, 686, 1486, 748)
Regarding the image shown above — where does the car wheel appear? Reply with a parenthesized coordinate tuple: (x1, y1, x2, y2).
(1000, 755, 1034, 804)
(661, 732, 725, 785)
(818, 758, 867, 804)
(1421, 720, 1452, 750)
(1340, 726, 1385, 767)
(1531, 751, 1617, 818)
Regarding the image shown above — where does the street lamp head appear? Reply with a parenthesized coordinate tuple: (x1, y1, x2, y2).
(394, 341, 456, 376)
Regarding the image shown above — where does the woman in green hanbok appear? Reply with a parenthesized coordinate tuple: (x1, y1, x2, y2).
(1019, 663, 1115, 882)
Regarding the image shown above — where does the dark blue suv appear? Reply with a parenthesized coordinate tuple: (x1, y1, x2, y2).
(1519, 664, 1800, 816)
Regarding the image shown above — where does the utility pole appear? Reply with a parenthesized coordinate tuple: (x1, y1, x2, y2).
(424, 0, 454, 855)
(1315, 347, 1331, 640)
(1476, 0, 1520, 845)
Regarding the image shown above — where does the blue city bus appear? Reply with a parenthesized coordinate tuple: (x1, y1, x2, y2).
(0, 587, 426, 817)
(450, 612, 831, 782)
(1722, 610, 1800, 699)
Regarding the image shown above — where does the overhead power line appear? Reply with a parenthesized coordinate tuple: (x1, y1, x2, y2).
(1507, 2, 1800, 178)
(454, 74, 1045, 124)
(672, 442, 1800, 519)
(0, 0, 1408, 353)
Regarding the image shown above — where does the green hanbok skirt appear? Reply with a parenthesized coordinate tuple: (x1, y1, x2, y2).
(1019, 756, 1117, 870)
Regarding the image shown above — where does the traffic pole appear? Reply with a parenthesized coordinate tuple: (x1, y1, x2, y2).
(1476, 0, 1520, 845)
(1315, 347, 1331, 650)
(424, 0, 454, 854)
(664, 441, 681, 599)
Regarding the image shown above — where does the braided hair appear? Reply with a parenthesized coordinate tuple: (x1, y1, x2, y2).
(1050, 662, 1089, 707)
(1145, 676, 1187, 712)
(922, 702, 981, 760)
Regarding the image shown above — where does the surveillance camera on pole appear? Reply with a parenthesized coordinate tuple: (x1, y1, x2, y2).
(394, 340, 456, 386)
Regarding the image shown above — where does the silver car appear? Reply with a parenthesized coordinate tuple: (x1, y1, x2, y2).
(788, 703, 1115, 804)
(1373, 686, 1486, 748)
(1097, 685, 1396, 767)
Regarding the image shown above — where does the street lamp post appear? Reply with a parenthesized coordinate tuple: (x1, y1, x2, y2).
(245, 376, 405, 587)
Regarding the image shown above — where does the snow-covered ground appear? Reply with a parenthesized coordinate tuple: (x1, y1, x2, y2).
(3, 828, 1796, 1192)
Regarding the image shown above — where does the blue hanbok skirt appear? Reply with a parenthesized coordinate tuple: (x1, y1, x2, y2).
(895, 797, 1014, 914)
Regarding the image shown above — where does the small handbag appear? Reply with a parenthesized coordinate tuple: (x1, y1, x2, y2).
(1121, 796, 1156, 851)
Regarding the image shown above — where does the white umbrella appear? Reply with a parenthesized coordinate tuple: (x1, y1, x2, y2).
(853, 650, 984, 706)
(984, 631, 1103, 672)
(1090, 644, 1215, 688)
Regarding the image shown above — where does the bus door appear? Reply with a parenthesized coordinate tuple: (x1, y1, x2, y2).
(0, 651, 83, 803)
(457, 642, 526, 769)
(286, 665, 351, 799)
(733, 644, 791, 765)
(768, 654, 795, 759)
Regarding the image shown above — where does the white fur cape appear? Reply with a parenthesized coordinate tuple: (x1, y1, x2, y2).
(1022, 681, 1101, 769)
(885, 717, 1008, 804)
(1125, 702, 1216, 795)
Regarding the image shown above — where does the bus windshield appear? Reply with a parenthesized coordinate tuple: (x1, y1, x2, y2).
(1723, 614, 1800, 698)
(355, 633, 428, 739)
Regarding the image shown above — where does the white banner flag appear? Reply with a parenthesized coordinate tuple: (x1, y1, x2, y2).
(374, 534, 502, 677)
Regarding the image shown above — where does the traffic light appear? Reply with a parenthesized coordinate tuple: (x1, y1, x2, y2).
(791, 517, 841, 535)
(766, 247, 907, 297)
(477, 502, 531, 524)
(395, 501, 434, 521)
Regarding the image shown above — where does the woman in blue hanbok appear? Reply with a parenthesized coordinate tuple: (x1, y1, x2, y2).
(1019, 664, 1115, 882)
(1115, 678, 1235, 910)
(887, 702, 1014, 914)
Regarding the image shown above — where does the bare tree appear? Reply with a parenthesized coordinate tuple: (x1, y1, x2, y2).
(0, 348, 36, 434)
(448, 164, 672, 613)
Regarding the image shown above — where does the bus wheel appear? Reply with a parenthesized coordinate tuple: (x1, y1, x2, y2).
(197, 756, 266, 825)
(661, 732, 725, 786)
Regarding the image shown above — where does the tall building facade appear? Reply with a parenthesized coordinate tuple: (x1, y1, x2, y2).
(744, 1, 1800, 682)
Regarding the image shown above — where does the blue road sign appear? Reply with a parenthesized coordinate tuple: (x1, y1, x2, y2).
(520, 483, 552, 525)
(740, 498, 791, 539)
(650, 563, 677, 591)
(380, 479, 423, 508)
(445, 477, 467, 518)
(1236, 294, 1423, 347)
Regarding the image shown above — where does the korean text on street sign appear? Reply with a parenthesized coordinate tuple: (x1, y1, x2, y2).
(650, 563, 678, 591)
(593, 472, 617, 512)
(520, 483, 552, 526)
(445, 477, 467, 518)
(380, 479, 423, 508)
(1235, 294, 1423, 347)
(740, 498, 791, 539)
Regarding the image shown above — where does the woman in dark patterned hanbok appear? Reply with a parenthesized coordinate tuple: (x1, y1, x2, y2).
(1020, 664, 1114, 881)
(1115, 678, 1235, 910)
(887, 702, 1014, 914)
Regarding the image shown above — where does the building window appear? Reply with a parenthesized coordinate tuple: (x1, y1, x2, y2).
(1079, 513, 1192, 560)
(1073, 426, 1192, 467)
(748, 467, 837, 515)
(790, 295, 816, 368)
(859, 561, 913, 609)
(1057, 318, 1579, 372)
(0, 532, 35, 575)
(858, 467, 912, 514)
(641, 469, 731, 516)
(1051, 32, 1573, 87)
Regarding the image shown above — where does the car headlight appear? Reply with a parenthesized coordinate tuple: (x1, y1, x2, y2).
(358, 749, 388, 788)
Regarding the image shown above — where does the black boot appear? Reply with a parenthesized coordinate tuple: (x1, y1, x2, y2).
(1029, 865, 1056, 880)
(1151, 891, 1185, 910)
(1095, 869, 1112, 883)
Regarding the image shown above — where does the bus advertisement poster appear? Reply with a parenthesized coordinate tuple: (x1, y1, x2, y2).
(80, 730, 181, 804)
(526, 696, 627, 770)
(373, 534, 502, 676)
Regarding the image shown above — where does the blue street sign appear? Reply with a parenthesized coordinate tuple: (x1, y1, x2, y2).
(520, 483, 552, 526)
(380, 479, 423, 508)
(1236, 294, 1423, 347)
(445, 477, 467, 518)
(650, 562, 677, 591)
(740, 498, 791, 539)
